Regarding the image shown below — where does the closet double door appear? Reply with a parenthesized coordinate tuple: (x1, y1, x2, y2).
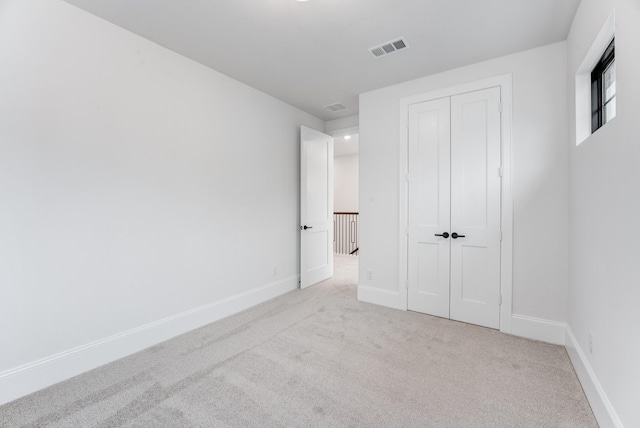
(407, 87, 502, 329)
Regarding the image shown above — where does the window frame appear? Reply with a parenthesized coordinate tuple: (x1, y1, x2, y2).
(591, 38, 615, 133)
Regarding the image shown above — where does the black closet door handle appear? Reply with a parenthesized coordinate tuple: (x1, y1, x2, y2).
(451, 232, 465, 239)
(302, 225, 313, 230)
(434, 232, 449, 238)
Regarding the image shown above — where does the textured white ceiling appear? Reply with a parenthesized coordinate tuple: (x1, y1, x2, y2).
(62, 0, 581, 120)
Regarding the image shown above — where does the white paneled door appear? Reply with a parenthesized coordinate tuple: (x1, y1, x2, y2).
(300, 126, 334, 289)
(407, 97, 452, 319)
(408, 87, 502, 329)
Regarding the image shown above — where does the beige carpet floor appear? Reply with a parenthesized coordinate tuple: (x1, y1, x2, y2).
(1, 255, 597, 427)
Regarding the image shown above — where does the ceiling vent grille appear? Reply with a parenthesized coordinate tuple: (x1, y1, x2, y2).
(324, 102, 347, 112)
(369, 37, 409, 58)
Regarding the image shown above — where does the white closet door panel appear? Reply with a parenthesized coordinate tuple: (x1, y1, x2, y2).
(407, 98, 451, 318)
(450, 87, 501, 329)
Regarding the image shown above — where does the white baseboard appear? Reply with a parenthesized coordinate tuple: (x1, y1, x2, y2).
(357, 284, 405, 310)
(0, 275, 299, 406)
(510, 314, 567, 345)
(565, 327, 623, 428)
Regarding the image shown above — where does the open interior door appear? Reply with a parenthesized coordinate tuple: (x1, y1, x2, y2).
(300, 126, 333, 289)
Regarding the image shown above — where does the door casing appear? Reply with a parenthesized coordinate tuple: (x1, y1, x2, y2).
(398, 74, 514, 334)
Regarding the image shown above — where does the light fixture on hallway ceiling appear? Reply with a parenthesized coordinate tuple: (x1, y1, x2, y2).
(344, 135, 351, 140)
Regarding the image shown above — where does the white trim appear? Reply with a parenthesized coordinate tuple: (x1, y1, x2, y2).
(398, 74, 514, 334)
(0, 275, 299, 406)
(510, 314, 566, 345)
(565, 327, 624, 428)
(357, 285, 405, 310)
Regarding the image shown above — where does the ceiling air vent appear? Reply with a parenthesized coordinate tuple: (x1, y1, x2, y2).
(369, 37, 409, 59)
(325, 102, 347, 112)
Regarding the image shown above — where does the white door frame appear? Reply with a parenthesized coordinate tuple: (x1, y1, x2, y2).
(398, 74, 514, 334)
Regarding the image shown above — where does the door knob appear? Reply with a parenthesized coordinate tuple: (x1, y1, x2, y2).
(451, 232, 465, 239)
(434, 232, 450, 238)
(301, 225, 313, 230)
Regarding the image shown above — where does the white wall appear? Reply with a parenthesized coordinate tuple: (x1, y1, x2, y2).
(325, 115, 359, 134)
(359, 42, 569, 326)
(566, 1, 640, 426)
(334, 154, 359, 213)
(0, 0, 323, 403)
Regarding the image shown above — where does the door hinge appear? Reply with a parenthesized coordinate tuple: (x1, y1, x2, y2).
(498, 166, 503, 177)
(406, 227, 409, 236)
(406, 281, 409, 290)
(500, 230, 503, 241)
(499, 294, 502, 305)
(498, 103, 503, 113)
(406, 173, 410, 182)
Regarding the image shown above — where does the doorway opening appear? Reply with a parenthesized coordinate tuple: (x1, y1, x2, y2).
(332, 128, 359, 285)
(299, 125, 359, 290)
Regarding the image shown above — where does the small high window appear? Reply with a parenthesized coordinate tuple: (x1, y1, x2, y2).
(591, 38, 616, 133)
